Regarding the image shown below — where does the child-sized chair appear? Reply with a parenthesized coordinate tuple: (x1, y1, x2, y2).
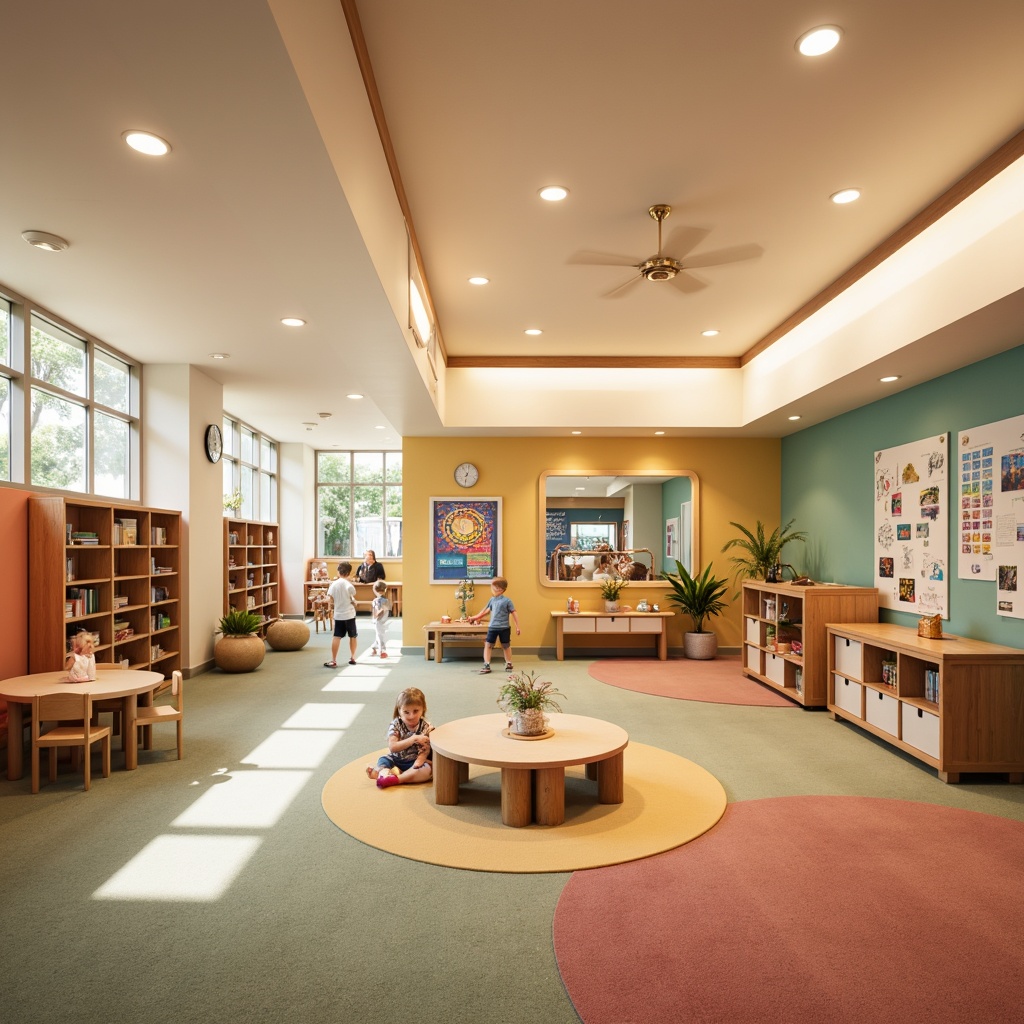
(31, 692, 111, 792)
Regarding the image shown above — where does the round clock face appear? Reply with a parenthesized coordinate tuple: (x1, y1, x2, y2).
(454, 462, 479, 487)
(205, 424, 223, 463)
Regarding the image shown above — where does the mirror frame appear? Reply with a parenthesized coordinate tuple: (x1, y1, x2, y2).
(539, 469, 701, 588)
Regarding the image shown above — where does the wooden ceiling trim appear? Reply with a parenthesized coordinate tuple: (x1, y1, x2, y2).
(446, 355, 742, 369)
(742, 126, 1024, 366)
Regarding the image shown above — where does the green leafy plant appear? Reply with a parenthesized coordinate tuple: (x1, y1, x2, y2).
(721, 519, 807, 581)
(223, 489, 242, 512)
(663, 560, 730, 633)
(497, 670, 566, 714)
(216, 609, 263, 636)
(598, 576, 628, 601)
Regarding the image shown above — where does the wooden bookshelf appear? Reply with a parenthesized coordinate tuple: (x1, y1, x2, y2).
(29, 496, 183, 679)
(224, 518, 279, 632)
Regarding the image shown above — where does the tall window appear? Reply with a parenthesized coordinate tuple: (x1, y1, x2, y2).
(0, 283, 140, 496)
(222, 414, 278, 522)
(316, 450, 402, 558)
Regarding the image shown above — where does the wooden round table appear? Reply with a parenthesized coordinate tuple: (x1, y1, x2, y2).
(0, 669, 165, 780)
(429, 713, 629, 827)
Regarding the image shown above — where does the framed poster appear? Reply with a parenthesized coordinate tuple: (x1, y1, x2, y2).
(665, 517, 680, 561)
(430, 497, 501, 583)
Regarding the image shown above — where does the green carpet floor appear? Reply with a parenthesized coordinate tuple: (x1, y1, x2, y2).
(2, 624, 1023, 1024)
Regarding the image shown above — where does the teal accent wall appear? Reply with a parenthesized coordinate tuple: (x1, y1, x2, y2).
(782, 343, 1024, 647)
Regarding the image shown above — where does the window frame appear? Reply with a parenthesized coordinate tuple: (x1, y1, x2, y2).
(222, 414, 278, 523)
(315, 450, 402, 559)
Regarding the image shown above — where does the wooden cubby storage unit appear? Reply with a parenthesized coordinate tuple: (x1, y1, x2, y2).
(827, 622, 1024, 783)
(29, 496, 182, 679)
(224, 518, 279, 631)
(741, 581, 878, 707)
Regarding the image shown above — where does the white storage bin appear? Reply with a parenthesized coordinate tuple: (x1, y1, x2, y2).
(561, 617, 595, 633)
(834, 636, 862, 677)
(865, 689, 899, 736)
(745, 644, 762, 672)
(833, 674, 863, 717)
(766, 652, 787, 686)
(630, 616, 663, 634)
(745, 617, 760, 644)
(901, 704, 940, 759)
(595, 616, 630, 633)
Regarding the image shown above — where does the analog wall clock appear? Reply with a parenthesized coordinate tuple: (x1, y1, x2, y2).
(454, 462, 479, 487)
(205, 423, 223, 463)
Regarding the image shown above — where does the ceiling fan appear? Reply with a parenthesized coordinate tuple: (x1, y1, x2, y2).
(570, 204, 763, 298)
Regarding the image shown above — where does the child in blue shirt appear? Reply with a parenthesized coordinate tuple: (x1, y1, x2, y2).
(467, 576, 520, 674)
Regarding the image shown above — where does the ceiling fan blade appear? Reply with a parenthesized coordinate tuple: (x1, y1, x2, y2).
(680, 243, 764, 270)
(603, 273, 645, 298)
(567, 250, 643, 267)
(669, 272, 707, 294)
(662, 226, 711, 260)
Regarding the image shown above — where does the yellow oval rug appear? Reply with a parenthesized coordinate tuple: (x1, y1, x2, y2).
(321, 742, 726, 873)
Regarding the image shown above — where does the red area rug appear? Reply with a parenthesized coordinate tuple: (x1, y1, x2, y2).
(588, 655, 794, 706)
(554, 796, 1024, 1024)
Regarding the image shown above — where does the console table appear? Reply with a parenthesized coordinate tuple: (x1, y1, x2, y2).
(423, 621, 489, 662)
(550, 610, 673, 660)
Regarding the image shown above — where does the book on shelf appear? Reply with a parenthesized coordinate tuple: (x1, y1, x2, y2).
(113, 594, 129, 608)
(151, 526, 167, 545)
(881, 659, 898, 688)
(71, 532, 99, 544)
(924, 668, 940, 703)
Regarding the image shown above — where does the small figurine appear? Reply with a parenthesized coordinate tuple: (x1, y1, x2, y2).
(65, 630, 97, 682)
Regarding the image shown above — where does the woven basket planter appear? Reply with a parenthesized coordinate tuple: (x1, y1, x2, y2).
(683, 631, 718, 661)
(214, 634, 266, 672)
(265, 619, 310, 651)
(510, 708, 547, 736)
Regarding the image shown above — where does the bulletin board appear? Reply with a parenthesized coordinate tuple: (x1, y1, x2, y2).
(957, 414, 1024, 619)
(430, 498, 501, 583)
(873, 434, 948, 617)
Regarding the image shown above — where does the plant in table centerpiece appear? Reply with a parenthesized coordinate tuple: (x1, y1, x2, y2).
(213, 609, 266, 673)
(598, 576, 627, 612)
(454, 578, 475, 620)
(663, 560, 730, 660)
(223, 489, 242, 513)
(721, 519, 807, 582)
(497, 670, 566, 736)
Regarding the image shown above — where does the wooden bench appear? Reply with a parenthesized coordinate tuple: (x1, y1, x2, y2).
(423, 621, 489, 662)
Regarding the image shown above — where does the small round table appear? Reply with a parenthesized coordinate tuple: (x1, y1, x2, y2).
(429, 713, 629, 827)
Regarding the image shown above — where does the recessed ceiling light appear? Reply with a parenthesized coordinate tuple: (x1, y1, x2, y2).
(880, 375, 901, 383)
(654, 431, 665, 436)
(22, 230, 69, 251)
(468, 276, 489, 286)
(796, 26, 842, 57)
(302, 421, 316, 428)
(575, 486, 586, 491)
(538, 186, 569, 202)
(318, 412, 332, 419)
(122, 130, 171, 156)
(346, 393, 364, 400)
(830, 188, 861, 205)
(209, 352, 230, 360)
(701, 329, 720, 337)
(281, 317, 306, 327)
(375, 425, 386, 430)
(524, 328, 543, 336)
(788, 415, 802, 421)
(571, 430, 582, 435)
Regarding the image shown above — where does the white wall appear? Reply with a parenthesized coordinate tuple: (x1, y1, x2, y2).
(279, 441, 315, 616)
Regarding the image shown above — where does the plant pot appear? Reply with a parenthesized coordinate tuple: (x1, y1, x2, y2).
(265, 619, 310, 651)
(510, 708, 547, 736)
(604, 600, 620, 613)
(214, 634, 266, 672)
(683, 630, 718, 660)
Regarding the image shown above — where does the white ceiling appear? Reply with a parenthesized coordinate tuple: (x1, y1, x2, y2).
(2, 0, 1023, 447)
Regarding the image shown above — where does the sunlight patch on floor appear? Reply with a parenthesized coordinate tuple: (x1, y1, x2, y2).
(280, 702, 364, 729)
(171, 770, 312, 828)
(241, 729, 343, 769)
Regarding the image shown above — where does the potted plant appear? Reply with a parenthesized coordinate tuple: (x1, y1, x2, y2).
(497, 670, 565, 736)
(721, 519, 807, 581)
(663, 560, 730, 660)
(214, 609, 266, 672)
(598, 576, 628, 612)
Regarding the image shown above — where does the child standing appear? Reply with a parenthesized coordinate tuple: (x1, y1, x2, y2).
(370, 579, 390, 658)
(65, 630, 97, 681)
(467, 575, 520, 674)
(365, 687, 433, 789)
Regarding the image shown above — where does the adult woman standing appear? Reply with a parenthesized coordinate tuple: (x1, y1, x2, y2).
(356, 549, 386, 584)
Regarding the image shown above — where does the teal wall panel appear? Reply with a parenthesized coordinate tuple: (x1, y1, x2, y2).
(782, 343, 1024, 646)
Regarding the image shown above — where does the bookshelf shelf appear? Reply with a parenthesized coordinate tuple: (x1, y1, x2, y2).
(223, 518, 279, 634)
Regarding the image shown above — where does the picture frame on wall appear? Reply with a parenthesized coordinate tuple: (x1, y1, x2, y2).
(430, 497, 502, 583)
(665, 516, 680, 560)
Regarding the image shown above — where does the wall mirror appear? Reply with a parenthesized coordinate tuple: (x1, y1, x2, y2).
(539, 470, 700, 588)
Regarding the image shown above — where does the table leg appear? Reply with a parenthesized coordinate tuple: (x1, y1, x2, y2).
(585, 762, 598, 782)
(501, 766, 533, 826)
(657, 628, 667, 660)
(435, 633, 443, 663)
(6, 702, 25, 780)
(533, 766, 565, 825)
(433, 752, 461, 805)
(556, 621, 564, 661)
(140, 686, 155, 751)
(123, 695, 139, 770)
(597, 751, 624, 803)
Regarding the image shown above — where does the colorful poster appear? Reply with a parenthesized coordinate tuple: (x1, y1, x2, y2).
(958, 414, 1024, 618)
(430, 498, 501, 582)
(873, 435, 948, 617)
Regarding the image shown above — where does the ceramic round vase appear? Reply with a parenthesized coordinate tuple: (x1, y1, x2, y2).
(511, 708, 547, 736)
(214, 633, 266, 672)
(604, 600, 620, 613)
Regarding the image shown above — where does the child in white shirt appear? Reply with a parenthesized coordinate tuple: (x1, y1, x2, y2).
(370, 580, 391, 658)
(65, 630, 97, 681)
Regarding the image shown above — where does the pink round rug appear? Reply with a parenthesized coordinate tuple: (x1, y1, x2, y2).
(588, 655, 794, 706)
(554, 796, 1024, 1024)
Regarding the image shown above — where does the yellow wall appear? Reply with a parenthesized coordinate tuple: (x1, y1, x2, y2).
(402, 436, 781, 651)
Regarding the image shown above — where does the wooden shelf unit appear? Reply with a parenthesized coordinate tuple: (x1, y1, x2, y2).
(29, 496, 183, 679)
(741, 581, 878, 707)
(224, 518, 279, 631)
(827, 622, 1024, 782)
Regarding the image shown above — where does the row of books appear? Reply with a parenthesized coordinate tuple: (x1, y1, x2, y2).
(152, 526, 169, 545)
(151, 612, 173, 631)
(113, 518, 138, 545)
(925, 668, 940, 704)
(65, 587, 100, 618)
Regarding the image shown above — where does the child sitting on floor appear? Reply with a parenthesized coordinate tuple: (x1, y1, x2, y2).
(64, 630, 97, 682)
(366, 687, 433, 789)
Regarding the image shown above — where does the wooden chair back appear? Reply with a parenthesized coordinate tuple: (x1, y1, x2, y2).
(31, 691, 111, 793)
